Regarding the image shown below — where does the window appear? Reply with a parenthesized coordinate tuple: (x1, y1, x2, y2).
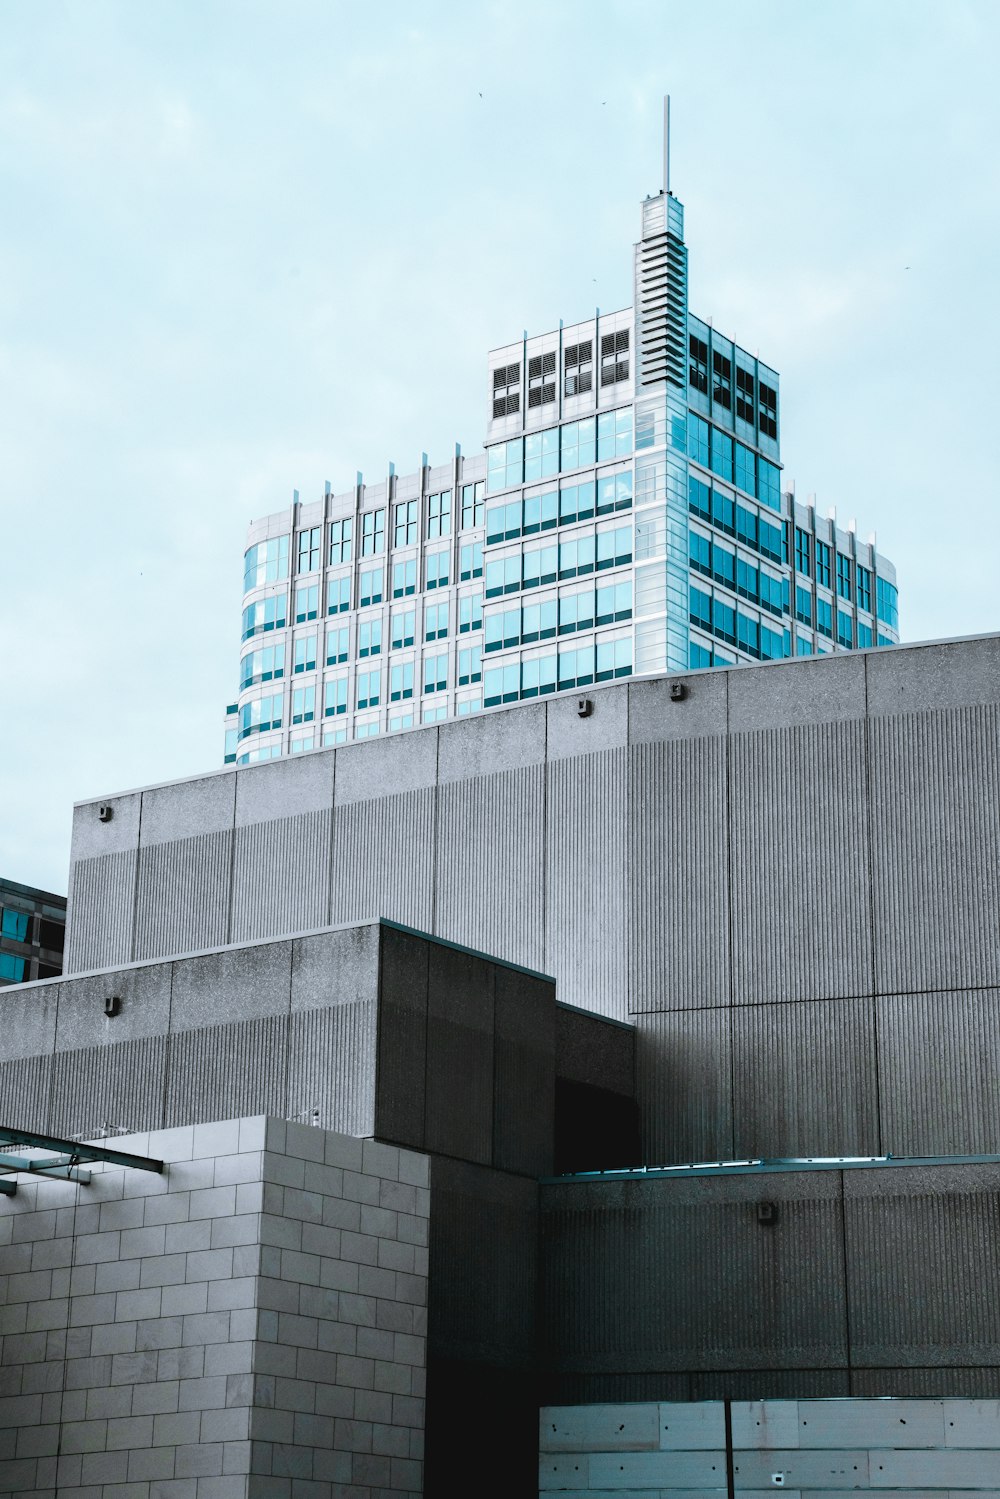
(597, 406, 633, 460)
(356, 667, 381, 710)
(877, 577, 899, 631)
(689, 584, 712, 631)
(460, 540, 484, 579)
(736, 365, 755, 424)
(293, 634, 317, 673)
(688, 413, 710, 467)
(525, 427, 560, 482)
(329, 518, 352, 566)
(817, 597, 833, 637)
(427, 490, 451, 539)
(558, 640, 596, 689)
(758, 516, 782, 564)
(596, 470, 633, 515)
(596, 578, 632, 625)
(295, 583, 319, 623)
(689, 530, 711, 577)
(857, 566, 872, 613)
(758, 460, 781, 511)
(564, 340, 593, 396)
(394, 499, 418, 548)
(736, 505, 757, 550)
(837, 610, 853, 648)
(528, 351, 556, 407)
(485, 603, 521, 652)
(326, 626, 349, 665)
(521, 594, 557, 641)
(391, 606, 416, 649)
(709, 542, 734, 591)
(458, 643, 482, 685)
(327, 574, 350, 614)
(689, 475, 711, 521)
(361, 509, 385, 557)
(558, 588, 592, 636)
(461, 480, 485, 529)
(710, 429, 733, 483)
(290, 733, 314, 754)
(523, 486, 559, 534)
(795, 586, 812, 626)
(759, 380, 778, 439)
(560, 417, 596, 472)
(600, 329, 630, 386)
(492, 361, 521, 418)
(734, 443, 756, 497)
(596, 633, 631, 681)
(323, 725, 348, 746)
(760, 624, 786, 660)
(242, 593, 287, 641)
(689, 334, 708, 394)
(239, 692, 283, 739)
(712, 349, 732, 409)
(487, 437, 524, 492)
(713, 490, 736, 536)
(837, 554, 852, 600)
(393, 559, 417, 597)
(389, 711, 414, 732)
(324, 676, 348, 716)
(291, 685, 315, 724)
(425, 601, 448, 641)
(796, 634, 812, 657)
(486, 551, 524, 598)
(0, 953, 26, 982)
(423, 651, 447, 694)
(359, 567, 383, 607)
(737, 556, 759, 603)
(390, 661, 414, 701)
(559, 530, 597, 580)
(857, 621, 873, 648)
(795, 527, 811, 576)
(759, 571, 784, 616)
(815, 541, 831, 589)
(358, 618, 382, 657)
(240, 643, 284, 690)
(713, 597, 736, 645)
(244, 536, 289, 592)
(488, 497, 523, 543)
(425, 550, 449, 590)
(297, 527, 321, 573)
(422, 703, 448, 724)
(484, 662, 519, 706)
(520, 652, 556, 698)
(737, 611, 759, 657)
(1, 908, 29, 942)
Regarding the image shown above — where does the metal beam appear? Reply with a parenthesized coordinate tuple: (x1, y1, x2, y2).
(0, 1125, 163, 1174)
(0, 1153, 91, 1184)
(0, 1177, 14, 1196)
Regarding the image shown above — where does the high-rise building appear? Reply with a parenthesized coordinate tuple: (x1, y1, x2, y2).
(0, 875, 65, 987)
(226, 115, 898, 764)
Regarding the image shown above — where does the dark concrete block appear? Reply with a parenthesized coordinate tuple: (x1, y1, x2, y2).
(423, 943, 494, 1166)
(492, 967, 555, 1178)
(374, 926, 429, 1151)
(555, 1005, 635, 1098)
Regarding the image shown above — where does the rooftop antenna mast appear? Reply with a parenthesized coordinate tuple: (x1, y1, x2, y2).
(663, 94, 670, 195)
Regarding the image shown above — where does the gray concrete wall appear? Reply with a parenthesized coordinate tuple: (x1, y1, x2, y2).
(0, 1115, 429, 1499)
(539, 1396, 1000, 1493)
(540, 1162, 1000, 1402)
(62, 638, 1000, 1163)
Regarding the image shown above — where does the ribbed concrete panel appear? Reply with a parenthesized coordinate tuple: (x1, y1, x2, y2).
(543, 1372, 692, 1405)
(877, 989, 1000, 1156)
(329, 787, 435, 932)
(0, 1054, 52, 1131)
(540, 1174, 847, 1374)
(546, 748, 628, 1020)
(732, 998, 879, 1159)
(49, 1035, 168, 1137)
(854, 1367, 1000, 1397)
(628, 737, 729, 1014)
(286, 1001, 376, 1136)
(376, 925, 429, 1149)
(427, 1158, 538, 1367)
(845, 1164, 1000, 1368)
(730, 720, 872, 1006)
(635, 1009, 732, 1166)
(693, 1368, 850, 1400)
(63, 848, 137, 973)
(493, 966, 556, 1178)
(424, 943, 494, 1166)
(436, 766, 544, 970)
(133, 830, 233, 960)
(164, 1015, 287, 1126)
(231, 810, 332, 943)
(871, 704, 1000, 995)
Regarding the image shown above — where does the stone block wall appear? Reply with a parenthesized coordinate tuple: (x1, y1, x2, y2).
(0, 1115, 429, 1499)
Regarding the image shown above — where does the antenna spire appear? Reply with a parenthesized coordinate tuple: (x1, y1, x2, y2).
(663, 94, 670, 195)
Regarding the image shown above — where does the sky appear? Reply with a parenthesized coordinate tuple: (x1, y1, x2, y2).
(2, 0, 999, 895)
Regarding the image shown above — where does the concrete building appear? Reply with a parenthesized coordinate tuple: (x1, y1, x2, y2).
(227, 118, 898, 764)
(0, 876, 65, 987)
(4, 633, 1000, 1497)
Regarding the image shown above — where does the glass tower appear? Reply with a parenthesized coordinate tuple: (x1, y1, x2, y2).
(227, 164, 899, 765)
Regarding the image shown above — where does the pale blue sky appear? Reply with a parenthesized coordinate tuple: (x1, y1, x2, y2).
(3, 0, 999, 894)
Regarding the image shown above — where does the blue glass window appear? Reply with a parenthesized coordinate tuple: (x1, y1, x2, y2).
(794, 527, 811, 576)
(460, 540, 483, 580)
(329, 518, 352, 566)
(795, 586, 812, 626)
(815, 541, 831, 588)
(712, 543, 736, 591)
(390, 662, 414, 701)
(424, 601, 448, 641)
(837, 554, 852, 600)
(876, 577, 899, 631)
(0, 953, 26, 982)
(597, 407, 633, 460)
(737, 557, 759, 603)
(817, 598, 833, 637)
(689, 584, 712, 631)
(689, 475, 711, 521)
(796, 634, 812, 657)
(734, 443, 756, 497)
(596, 471, 633, 516)
(689, 642, 713, 669)
(1, 909, 29, 942)
(687, 414, 710, 467)
(525, 427, 559, 482)
(324, 676, 348, 716)
(361, 509, 385, 557)
(240, 643, 284, 690)
(523, 487, 558, 534)
(484, 662, 519, 706)
(459, 595, 482, 633)
(291, 685, 315, 724)
(297, 527, 321, 573)
(857, 566, 872, 613)
(596, 634, 631, 682)
(559, 481, 595, 527)
(713, 597, 736, 645)
(461, 480, 485, 529)
(558, 640, 596, 689)
(425, 550, 449, 590)
(327, 574, 351, 614)
(520, 653, 556, 699)
(356, 667, 381, 709)
(244, 536, 289, 593)
(758, 459, 781, 511)
(359, 568, 383, 607)
(737, 612, 759, 657)
(242, 594, 287, 641)
(760, 572, 784, 617)
(457, 644, 482, 686)
(837, 610, 853, 648)
(560, 418, 596, 473)
(710, 429, 734, 483)
(736, 505, 757, 549)
(239, 692, 283, 739)
(760, 624, 785, 660)
(392, 560, 417, 598)
(758, 516, 782, 563)
(294, 584, 319, 623)
(712, 490, 735, 536)
(522, 595, 557, 642)
(689, 530, 711, 576)
(395, 500, 418, 548)
(293, 634, 318, 672)
(391, 607, 415, 650)
(487, 438, 524, 493)
(427, 491, 451, 539)
(857, 621, 873, 649)
(326, 626, 349, 665)
(358, 619, 381, 658)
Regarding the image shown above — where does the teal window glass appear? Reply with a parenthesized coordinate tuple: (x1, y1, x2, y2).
(458, 644, 482, 686)
(522, 487, 558, 535)
(0, 953, 26, 982)
(293, 634, 317, 672)
(242, 593, 287, 641)
(391, 607, 415, 649)
(857, 566, 872, 613)
(425, 550, 449, 590)
(817, 597, 833, 637)
(392, 560, 416, 598)
(297, 526, 321, 572)
(524, 427, 559, 482)
(422, 651, 447, 694)
(689, 530, 711, 576)
(560, 417, 596, 473)
(596, 635, 631, 681)
(329, 518, 352, 565)
(244, 535, 289, 593)
(815, 541, 831, 588)
(1, 909, 29, 942)
(857, 621, 873, 648)
(359, 568, 383, 606)
(361, 509, 385, 557)
(688, 413, 709, 467)
(837, 554, 852, 600)
(294, 584, 319, 623)
(689, 584, 712, 631)
(876, 577, 899, 631)
(358, 619, 381, 658)
(324, 676, 348, 717)
(327, 574, 351, 614)
(390, 662, 414, 701)
(291, 684, 315, 724)
(395, 499, 418, 548)
(484, 662, 519, 707)
(795, 586, 812, 626)
(326, 626, 349, 665)
(710, 429, 733, 483)
(427, 490, 451, 539)
(461, 480, 485, 529)
(460, 540, 484, 580)
(795, 527, 811, 576)
(758, 459, 781, 511)
(356, 667, 381, 709)
(597, 407, 632, 461)
(688, 475, 711, 521)
(734, 443, 756, 497)
(459, 595, 482, 634)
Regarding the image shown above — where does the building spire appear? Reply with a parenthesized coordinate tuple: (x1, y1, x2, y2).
(663, 94, 670, 196)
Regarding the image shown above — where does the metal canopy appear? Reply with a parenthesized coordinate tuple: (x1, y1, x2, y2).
(0, 1125, 163, 1198)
